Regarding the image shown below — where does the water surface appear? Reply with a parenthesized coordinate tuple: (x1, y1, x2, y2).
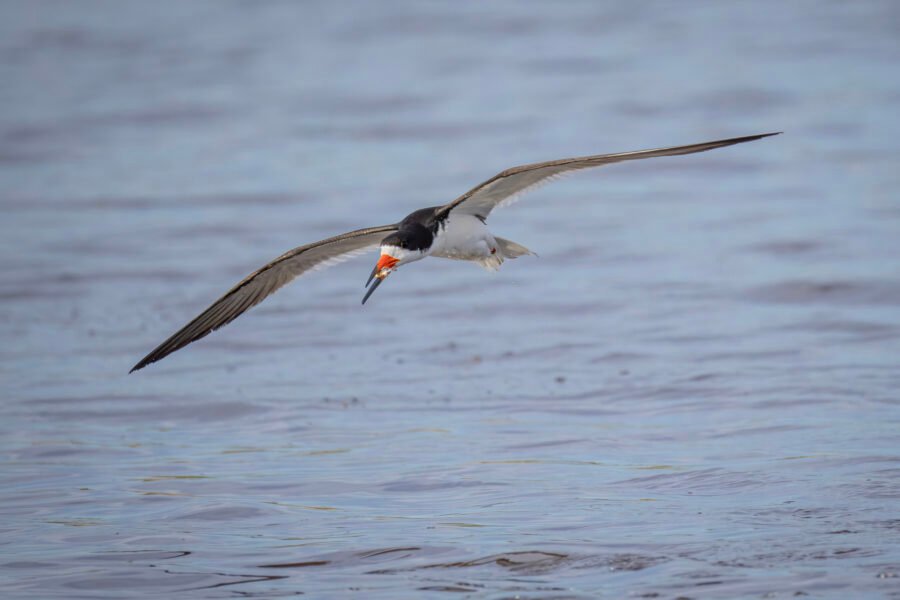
(1, 1, 899, 597)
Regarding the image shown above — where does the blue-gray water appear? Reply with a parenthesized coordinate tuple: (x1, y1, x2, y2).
(2, 1, 899, 598)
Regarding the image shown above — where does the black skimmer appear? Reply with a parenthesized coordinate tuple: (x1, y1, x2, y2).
(130, 132, 779, 372)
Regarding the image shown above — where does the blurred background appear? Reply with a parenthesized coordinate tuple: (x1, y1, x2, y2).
(1, 1, 898, 597)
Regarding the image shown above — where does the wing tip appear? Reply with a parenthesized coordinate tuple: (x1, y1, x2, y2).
(131, 343, 179, 373)
(728, 131, 782, 144)
(129, 356, 152, 374)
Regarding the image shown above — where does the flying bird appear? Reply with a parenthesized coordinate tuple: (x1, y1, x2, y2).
(130, 132, 780, 372)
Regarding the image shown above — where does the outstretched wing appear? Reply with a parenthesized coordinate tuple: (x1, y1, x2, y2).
(130, 224, 398, 372)
(437, 132, 780, 221)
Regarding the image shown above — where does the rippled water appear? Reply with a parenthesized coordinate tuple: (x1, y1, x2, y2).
(2, 1, 899, 597)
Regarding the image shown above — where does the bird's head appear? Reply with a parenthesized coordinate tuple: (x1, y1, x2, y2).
(362, 230, 428, 304)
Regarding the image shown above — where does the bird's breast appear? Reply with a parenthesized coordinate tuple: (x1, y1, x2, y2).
(429, 213, 497, 261)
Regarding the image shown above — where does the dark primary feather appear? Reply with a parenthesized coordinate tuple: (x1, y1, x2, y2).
(130, 224, 398, 372)
(437, 132, 781, 221)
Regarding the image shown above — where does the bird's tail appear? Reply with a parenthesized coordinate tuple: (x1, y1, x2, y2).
(476, 237, 535, 271)
(495, 237, 535, 259)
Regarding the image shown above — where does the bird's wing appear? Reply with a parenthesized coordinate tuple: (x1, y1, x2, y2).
(437, 132, 780, 221)
(130, 224, 398, 372)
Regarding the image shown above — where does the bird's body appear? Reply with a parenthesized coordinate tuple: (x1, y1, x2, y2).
(429, 211, 501, 265)
(384, 207, 525, 269)
(429, 211, 533, 268)
(130, 132, 780, 372)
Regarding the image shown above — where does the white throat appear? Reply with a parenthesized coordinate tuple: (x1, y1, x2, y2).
(381, 245, 426, 266)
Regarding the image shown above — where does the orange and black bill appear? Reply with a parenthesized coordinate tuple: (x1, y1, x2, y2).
(362, 255, 398, 304)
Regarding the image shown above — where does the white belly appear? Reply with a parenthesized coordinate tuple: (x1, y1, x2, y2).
(430, 214, 496, 259)
(429, 214, 504, 270)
